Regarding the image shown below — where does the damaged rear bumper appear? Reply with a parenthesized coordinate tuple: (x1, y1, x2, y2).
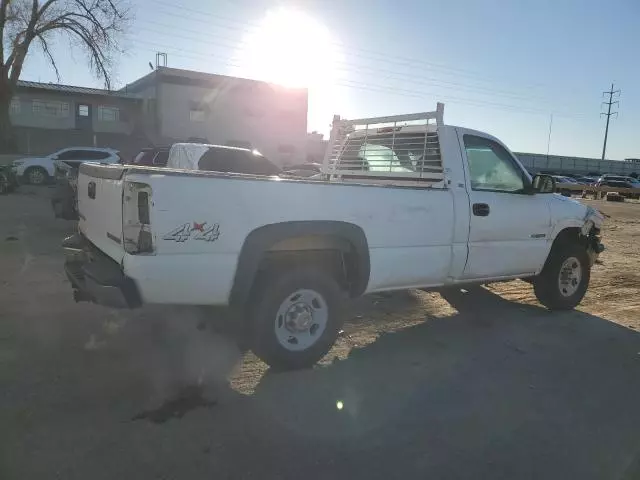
(63, 233, 141, 309)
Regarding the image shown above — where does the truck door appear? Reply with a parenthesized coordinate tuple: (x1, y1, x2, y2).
(457, 130, 551, 279)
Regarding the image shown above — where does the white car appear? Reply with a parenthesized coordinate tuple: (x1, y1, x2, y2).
(63, 104, 604, 370)
(12, 147, 121, 185)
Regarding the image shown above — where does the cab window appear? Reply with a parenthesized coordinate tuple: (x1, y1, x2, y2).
(358, 143, 413, 173)
(463, 135, 525, 193)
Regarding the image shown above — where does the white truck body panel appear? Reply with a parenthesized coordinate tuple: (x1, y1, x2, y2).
(124, 173, 457, 304)
(77, 173, 125, 262)
(73, 108, 604, 308)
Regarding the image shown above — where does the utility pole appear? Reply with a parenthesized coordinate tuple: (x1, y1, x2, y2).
(601, 83, 620, 161)
(546, 113, 553, 168)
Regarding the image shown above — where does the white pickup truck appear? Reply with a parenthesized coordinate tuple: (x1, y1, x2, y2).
(63, 104, 604, 370)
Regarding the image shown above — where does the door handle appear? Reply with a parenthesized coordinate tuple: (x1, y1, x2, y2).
(472, 203, 490, 216)
(88, 181, 96, 199)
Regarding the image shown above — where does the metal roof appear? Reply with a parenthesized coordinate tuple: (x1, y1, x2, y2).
(16, 80, 138, 98)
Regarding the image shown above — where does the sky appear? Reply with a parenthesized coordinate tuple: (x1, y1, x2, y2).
(15, 0, 640, 160)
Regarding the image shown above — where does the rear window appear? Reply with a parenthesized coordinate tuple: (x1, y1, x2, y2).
(198, 148, 281, 176)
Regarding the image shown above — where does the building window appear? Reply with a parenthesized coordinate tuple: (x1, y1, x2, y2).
(32, 100, 69, 117)
(10, 97, 20, 114)
(98, 106, 119, 122)
(78, 104, 90, 117)
(190, 109, 206, 122)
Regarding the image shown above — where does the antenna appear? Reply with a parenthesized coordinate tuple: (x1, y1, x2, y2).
(155, 52, 167, 69)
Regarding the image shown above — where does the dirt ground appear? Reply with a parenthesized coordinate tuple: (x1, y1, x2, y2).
(1, 187, 640, 480)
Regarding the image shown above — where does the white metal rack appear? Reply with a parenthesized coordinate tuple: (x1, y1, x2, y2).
(323, 103, 445, 186)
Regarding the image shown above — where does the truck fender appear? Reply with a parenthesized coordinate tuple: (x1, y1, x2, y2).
(229, 221, 370, 306)
(548, 219, 586, 246)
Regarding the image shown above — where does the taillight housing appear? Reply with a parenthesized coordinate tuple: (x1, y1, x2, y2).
(123, 182, 154, 254)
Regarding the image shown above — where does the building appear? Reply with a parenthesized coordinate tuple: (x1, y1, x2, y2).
(121, 67, 308, 165)
(516, 152, 640, 176)
(8, 67, 309, 164)
(9, 80, 145, 157)
(305, 131, 328, 163)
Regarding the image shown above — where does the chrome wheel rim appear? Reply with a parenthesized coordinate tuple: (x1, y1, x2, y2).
(274, 289, 328, 351)
(29, 169, 45, 184)
(558, 256, 582, 297)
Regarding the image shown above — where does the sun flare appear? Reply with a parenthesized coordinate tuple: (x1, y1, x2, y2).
(239, 8, 339, 89)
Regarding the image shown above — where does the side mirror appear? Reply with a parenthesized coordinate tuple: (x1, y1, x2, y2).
(532, 174, 556, 194)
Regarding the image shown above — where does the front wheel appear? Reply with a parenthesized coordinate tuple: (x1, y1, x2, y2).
(533, 242, 591, 310)
(25, 167, 49, 185)
(248, 268, 345, 370)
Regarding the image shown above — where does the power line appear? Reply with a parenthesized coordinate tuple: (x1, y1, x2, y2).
(132, 40, 585, 118)
(600, 83, 620, 161)
(132, 24, 582, 111)
(152, 1, 548, 90)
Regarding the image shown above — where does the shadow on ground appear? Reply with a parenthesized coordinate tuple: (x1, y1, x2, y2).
(234, 286, 640, 480)
(3, 281, 640, 479)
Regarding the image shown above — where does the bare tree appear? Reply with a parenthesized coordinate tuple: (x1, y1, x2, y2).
(0, 0, 131, 152)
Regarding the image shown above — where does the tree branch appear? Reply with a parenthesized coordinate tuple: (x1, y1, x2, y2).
(36, 33, 60, 82)
(37, 0, 58, 16)
(0, 0, 9, 65)
(4, 0, 129, 89)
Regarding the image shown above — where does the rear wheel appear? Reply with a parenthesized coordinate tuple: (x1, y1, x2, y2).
(248, 268, 345, 370)
(533, 242, 590, 310)
(25, 167, 48, 185)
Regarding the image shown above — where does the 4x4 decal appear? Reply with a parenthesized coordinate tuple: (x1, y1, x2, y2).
(163, 222, 220, 242)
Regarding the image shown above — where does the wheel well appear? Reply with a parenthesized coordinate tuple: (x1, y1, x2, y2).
(552, 227, 581, 248)
(257, 235, 359, 292)
(549, 227, 593, 260)
(230, 222, 370, 306)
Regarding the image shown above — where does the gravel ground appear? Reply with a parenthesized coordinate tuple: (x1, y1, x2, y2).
(1, 187, 640, 480)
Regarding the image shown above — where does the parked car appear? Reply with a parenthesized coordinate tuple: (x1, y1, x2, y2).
(132, 146, 170, 167)
(166, 143, 282, 176)
(48, 148, 121, 219)
(596, 175, 640, 186)
(12, 147, 121, 185)
(596, 179, 640, 199)
(574, 176, 598, 185)
(596, 174, 639, 185)
(63, 106, 604, 370)
(552, 175, 579, 196)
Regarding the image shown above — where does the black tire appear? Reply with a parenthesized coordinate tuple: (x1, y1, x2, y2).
(533, 242, 590, 310)
(24, 167, 49, 185)
(248, 267, 345, 371)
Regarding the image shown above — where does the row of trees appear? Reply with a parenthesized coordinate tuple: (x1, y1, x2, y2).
(0, 0, 131, 152)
